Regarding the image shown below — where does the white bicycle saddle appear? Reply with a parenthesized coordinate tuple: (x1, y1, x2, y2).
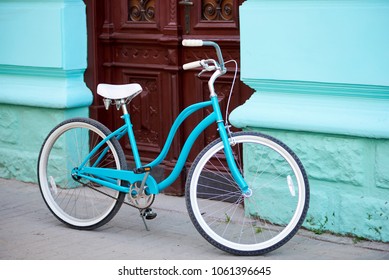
(97, 83, 143, 100)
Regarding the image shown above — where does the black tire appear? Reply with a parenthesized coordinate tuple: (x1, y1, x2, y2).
(37, 118, 127, 230)
(186, 131, 309, 255)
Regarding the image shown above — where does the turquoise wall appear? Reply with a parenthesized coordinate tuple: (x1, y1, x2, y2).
(232, 0, 389, 241)
(0, 0, 92, 182)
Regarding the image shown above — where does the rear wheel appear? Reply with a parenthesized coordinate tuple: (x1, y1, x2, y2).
(37, 118, 127, 230)
(186, 131, 309, 255)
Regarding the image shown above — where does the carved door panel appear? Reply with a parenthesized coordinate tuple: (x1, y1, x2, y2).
(84, 0, 253, 195)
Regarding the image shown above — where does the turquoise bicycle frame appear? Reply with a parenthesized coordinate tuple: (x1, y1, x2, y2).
(74, 96, 249, 195)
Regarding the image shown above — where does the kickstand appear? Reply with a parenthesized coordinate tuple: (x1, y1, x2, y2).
(139, 209, 150, 231)
(139, 208, 157, 231)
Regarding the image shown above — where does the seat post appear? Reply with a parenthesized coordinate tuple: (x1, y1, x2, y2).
(120, 99, 129, 115)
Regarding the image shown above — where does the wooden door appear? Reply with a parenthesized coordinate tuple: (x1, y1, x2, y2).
(84, 0, 253, 195)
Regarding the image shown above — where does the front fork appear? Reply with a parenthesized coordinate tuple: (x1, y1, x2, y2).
(211, 96, 252, 197)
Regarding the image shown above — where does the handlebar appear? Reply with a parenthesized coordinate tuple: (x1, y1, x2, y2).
(182, 39, 228, 97)
(182, 39, 203, 47)
(182, 60, 202, 70)
(182, 39, 226, 72)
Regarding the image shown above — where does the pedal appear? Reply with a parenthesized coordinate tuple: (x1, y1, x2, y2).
(133, 166, 152, 174)
(142, 208, 157, 220)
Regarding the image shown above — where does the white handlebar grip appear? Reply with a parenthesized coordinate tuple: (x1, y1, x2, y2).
(182, 39, 203, 47)
(183, 60, 202, 70)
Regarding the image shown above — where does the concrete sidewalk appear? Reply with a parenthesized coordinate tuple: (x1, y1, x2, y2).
(0, 178, 388, 260)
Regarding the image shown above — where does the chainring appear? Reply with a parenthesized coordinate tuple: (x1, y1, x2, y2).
(127, 182, 155, 209)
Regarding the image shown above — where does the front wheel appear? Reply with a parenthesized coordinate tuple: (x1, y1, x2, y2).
(186, 131, 309, 256)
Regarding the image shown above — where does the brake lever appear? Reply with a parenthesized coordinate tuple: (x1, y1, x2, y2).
(197, 62, 217, 77)
(197, 69, 207, 77)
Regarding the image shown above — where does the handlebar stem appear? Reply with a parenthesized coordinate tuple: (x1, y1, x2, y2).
(208, 69, 227, 97)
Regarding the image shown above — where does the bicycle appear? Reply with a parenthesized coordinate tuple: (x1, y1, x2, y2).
(37, 39, 309, 256)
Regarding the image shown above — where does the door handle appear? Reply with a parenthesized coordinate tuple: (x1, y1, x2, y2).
(178, 1, 193, 6)
(179, 1, 194, 34)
